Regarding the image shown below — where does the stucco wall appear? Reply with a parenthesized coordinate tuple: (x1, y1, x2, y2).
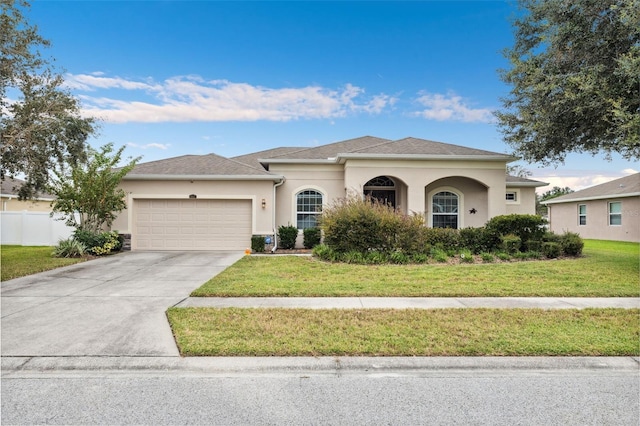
(343, 159, 508, 225)
(505, 187, 537, 215)
(269, 164, 345, 229)
(113, 179, 276, 235)
(547, 196, 639, 242)
(1, 197, 53, 212)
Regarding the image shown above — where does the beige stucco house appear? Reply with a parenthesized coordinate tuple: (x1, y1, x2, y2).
(1, 178, 54, 212)
(112, 136, 547, 250)
(542, 173, 640, 242)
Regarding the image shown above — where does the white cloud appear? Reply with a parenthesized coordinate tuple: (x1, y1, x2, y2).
(127, 142, 170, 150)
(67, 73, 393, 123)
(413, 91, 494, 123)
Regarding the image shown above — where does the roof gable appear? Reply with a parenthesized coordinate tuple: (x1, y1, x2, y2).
(544, 173, 640, 204)
(349, 137, 513, 158)
(266, 136, 391, 160)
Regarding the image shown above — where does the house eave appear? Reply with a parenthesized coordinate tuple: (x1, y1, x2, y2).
(336, 153, 517, 163)
(123, 174, 285, 181)
(507, 181, 549, 188)
(258, 158, 336, 165)
(542, 192, 640, 205)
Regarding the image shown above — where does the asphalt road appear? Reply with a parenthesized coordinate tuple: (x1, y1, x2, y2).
(2, 357, 639, 425)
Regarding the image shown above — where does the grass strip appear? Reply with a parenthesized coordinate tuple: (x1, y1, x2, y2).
(167, 307, 640, 357)
(191, 240, 639, 297)
(1, 245, 86, 281)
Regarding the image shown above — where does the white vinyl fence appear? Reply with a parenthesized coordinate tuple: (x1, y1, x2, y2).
(1, 211, 77, 246)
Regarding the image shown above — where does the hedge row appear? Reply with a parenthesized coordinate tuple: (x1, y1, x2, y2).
(315, 196, 583, 263)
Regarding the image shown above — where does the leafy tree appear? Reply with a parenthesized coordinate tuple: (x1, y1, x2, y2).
(50, 143, 139, 233)
(1, 0, 96, 199)
(496, 0, 640, 165)
(506, 164, 532, 178)
(536, 186, 574, 215)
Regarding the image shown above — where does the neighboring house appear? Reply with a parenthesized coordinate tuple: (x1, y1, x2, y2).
(542, 173, 640, 242)
(112, 136, 548, 250)
(0, 178, 54, 212)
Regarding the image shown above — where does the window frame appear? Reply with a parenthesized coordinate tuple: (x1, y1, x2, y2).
(608, 201, 622, 226)
(505, 191, 518, 203)
(578, 204, 587, 226)
(431, 190, 460, 229)
(295, 189, 324, 230)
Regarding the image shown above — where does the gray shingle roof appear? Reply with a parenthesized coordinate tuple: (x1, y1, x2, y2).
(506, 175, 548, 187)
(543, 173, 640, 204)
(232, 147, 306, 170)
(266, 136, 391, 160)
(0, 177, 55, 199)
(351, 137, 513, 157)
(125, 153, 278, 178)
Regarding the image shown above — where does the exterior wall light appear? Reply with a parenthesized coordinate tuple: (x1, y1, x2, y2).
(261, 198, 266, 208)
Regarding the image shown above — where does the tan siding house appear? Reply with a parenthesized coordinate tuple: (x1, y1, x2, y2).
(114, 136, 548, 250)
(1, 178, 54, 212)
(542, 173, 640, 242)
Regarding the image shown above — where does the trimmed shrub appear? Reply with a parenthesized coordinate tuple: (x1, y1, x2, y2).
(251, 235, 265, 253)
(424, 227, 460, 253)
(320, 195, 427, 255)
(559, 232, 584, 256)
(277, 225, 298, 250)
(303, 227, 322, 249)
(53, 238, 87, 258)
(501, 234, 522, 254)
(542, 242, 562, 259)
(525, 240, 543, 252)
(459, 226, 494, 254)
(485, 214, 546, 248)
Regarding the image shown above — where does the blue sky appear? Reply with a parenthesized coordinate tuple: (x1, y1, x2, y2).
(29, 1, 638, 192)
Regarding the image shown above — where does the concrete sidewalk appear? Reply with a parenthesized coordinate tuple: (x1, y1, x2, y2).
(176, 296, 640, 309)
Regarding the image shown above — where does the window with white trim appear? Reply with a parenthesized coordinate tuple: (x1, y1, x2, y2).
(578, 204, 586, 225)
(432, 191, 458, 229)
(506, 191, 517, 202)
(608, 201, 622, 226)
(296, 190, 323, 230)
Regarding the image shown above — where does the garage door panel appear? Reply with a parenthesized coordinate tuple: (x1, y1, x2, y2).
(133, 199, 252, 251)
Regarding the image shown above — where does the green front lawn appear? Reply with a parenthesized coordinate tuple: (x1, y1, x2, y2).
(191, 240, 639, 297)
(0, 245, 87, 281)
(168, 307, 640, 356)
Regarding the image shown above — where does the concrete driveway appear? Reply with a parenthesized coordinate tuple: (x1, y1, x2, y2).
(1, 251, 244, 357)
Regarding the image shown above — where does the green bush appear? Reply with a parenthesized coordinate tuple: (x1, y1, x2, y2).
(559, 232, 584, 256)
(366, 251, 389, 264)
(73, 229, 122, 256)
(485, 214, 546, 248)
(312, 244, 339, 262)
(542, 242, 562, 259)
(277, 225, 298, 250)
(303, 227, 322, 249)
(459, 249, 474, 263)
(496, 252, 511, 261)
(251, 235, 266, 253)
(525, 240, 543, 252)
(424, 227, 460, 253)
(430, 247, 449, 263)
(342, 250, 366, 264)
(459, 227, 494, 254)
(53, 238, 87, 258)
(389, 251, 410, 264)
(480, 252, 495, 263)
(320, 195, 428, 255)
(411, 253, 429, 264)
(501, 234, 522, 254)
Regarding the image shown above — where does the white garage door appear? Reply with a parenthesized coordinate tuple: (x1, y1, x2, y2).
(133, 199, 252, 251)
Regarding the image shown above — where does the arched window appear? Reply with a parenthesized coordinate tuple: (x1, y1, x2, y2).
(296, 190, 323, 229)
(432, 191, 458, 229)
(364, 176, 396, 207)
